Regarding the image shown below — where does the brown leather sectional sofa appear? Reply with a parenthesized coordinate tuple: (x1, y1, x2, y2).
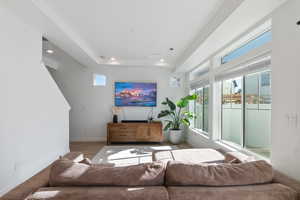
(2, 152, 300, 200)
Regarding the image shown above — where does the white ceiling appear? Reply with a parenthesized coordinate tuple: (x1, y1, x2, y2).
(3, 0, 287, 71)
(1, 0, 244, 70)
(38, 0, 227, 68)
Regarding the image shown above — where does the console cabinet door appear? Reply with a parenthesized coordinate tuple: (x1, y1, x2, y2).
(149, 124, 163, 141)
(108, 124, 136, 143)
(136, 125, 150, 141)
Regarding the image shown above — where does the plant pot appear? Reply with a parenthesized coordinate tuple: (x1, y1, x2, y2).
(169, 130, 183, 144)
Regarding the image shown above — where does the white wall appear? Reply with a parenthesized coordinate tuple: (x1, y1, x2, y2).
(0, 7, 70, 196)
(45, 44, 185, 142)
(271, 0, 300, 180)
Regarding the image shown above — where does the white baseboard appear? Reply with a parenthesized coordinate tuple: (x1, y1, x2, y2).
(70, 135, 107, 142)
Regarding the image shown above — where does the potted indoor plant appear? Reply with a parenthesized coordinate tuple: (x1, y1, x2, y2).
(157, 94, 197, 144)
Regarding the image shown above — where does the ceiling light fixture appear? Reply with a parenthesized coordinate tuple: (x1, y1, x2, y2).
(156, 58, 168, 67)
(46, 49, 54, 54)
(108, 57, 120, 65)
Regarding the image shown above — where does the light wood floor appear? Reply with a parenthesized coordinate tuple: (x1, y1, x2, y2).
(70, 142, 106, 159)
(70, 142, 192, 159)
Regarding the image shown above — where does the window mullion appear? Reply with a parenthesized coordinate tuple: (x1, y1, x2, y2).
(242, 76, 246, 148)
(194, 90, 196, 128)
(203, 89, 205, 132)
(258, 74, 261, 110)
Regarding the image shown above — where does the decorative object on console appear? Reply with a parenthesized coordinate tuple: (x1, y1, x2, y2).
(157, 94, 197, 144)
(112, 106, 122, 123)
(115, 82, 157, 107)
(113, 115, 118, 123)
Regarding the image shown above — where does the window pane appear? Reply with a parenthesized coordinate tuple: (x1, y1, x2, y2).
(195, 88, 203, 130)
(222, 77, 243, 146)
(231, 78, 242, 109)
(203, 87, 209, 132)
(245, 73, 259, 109)
(222, 31, 272, 64)
(222, 80, 232, 108)
(93, 74, 106, 86)
(245, 71, 271, 158)
(259, 71, 272, 108)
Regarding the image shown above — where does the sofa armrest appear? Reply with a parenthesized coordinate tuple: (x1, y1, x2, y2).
(273, 170, 300, 200)
(1, 152, 84, 200)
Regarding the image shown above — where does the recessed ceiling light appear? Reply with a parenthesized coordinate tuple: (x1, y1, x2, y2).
(108, 57, 120, 65)
(160, 58, 165, 62)
(46, 49, 54, 54)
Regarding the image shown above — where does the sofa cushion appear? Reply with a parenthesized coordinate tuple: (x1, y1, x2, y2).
(166, 160, 273, 186)
(25, 186, 169, 200)
(49, 159, 166, 187)
(167, 184, 297, 200)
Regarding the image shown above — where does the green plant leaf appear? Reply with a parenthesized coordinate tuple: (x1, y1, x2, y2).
(164, 121, 172, 131)
(161, 101, 167, 105)
(181, 118, 190, 126)
(157, 110, 171, 118)
(177, 99, 189, 108)
(159, 94, 197, 131)
(166, 98, 176, 111)
(184, 94, 197, 101)
(183, 111, 194, 119)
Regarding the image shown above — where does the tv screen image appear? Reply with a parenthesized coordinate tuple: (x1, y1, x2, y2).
(115, 82, 157, 107)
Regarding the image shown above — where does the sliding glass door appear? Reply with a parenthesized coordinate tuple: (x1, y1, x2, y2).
(221, 71, 271, 157)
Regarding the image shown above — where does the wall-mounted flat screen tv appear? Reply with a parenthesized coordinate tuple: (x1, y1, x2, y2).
(115, 82, 157, 107)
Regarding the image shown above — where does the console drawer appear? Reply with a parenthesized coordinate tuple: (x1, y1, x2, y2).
(107, 122, 163, 144)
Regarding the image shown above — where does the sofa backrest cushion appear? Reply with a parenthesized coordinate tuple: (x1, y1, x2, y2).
(224, 151, 256, 163)
(49, 159, 166, 187)
(166, 160, 273, 186)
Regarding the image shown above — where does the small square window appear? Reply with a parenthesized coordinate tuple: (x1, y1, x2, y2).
(93, 74, 106, 86)
(169, 76, 181, 87)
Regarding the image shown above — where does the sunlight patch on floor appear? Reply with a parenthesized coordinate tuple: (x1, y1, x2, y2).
(92, 145, 178, 167)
